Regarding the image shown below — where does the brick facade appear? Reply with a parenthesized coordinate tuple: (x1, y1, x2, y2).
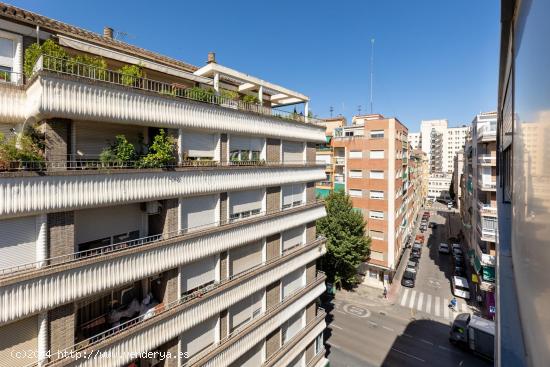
(220, 310, 228, 339)
(266, 186, 281, 213)
(265, 328, 282, 358)
(306, 341, 315, 362)
(266, 280, 281, 308)
(306, 300, 317, 322)
(266, 138, 281, 162)
(220, 192, 228, 225)
(306, 221, 316, 243)
(266, 233, 281, 261)
(220, 251, 228, 281)
(162, 199, 179, 235)
(306, 182, 316, 203)
(157, 337, 179, 367)
(220, 133, 228, 163)
(160, 268, 179, 304)
(306, 142, 316, 163)
(48, 211, 75, 264)
(306, 261, 316, 284)
(48, 303, 75, 360)
(44, 119, 71, 169)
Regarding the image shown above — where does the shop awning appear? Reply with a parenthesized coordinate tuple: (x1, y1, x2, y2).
(482, 266, 495, 282)
(326, 136, 332, 144)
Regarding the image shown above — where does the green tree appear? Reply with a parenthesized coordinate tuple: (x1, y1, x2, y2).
(317, 190, 371, 289)
(100, 135, 137, 165)
(139, 129, 177, 168)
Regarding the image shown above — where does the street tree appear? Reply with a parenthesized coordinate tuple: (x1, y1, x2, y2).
(317, 190, 371, 289)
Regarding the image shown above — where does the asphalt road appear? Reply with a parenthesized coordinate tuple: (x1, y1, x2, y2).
(323, 203, 492, 367)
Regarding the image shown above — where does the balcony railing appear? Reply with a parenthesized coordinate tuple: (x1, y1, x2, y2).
(37, 239, 326, 365)
(33, 55, 323, 125)
(478, 201, 498, 216)
(478, 179, 497, 191)
(477, 223, 497, 241)
(0, 69, 23, 86)
(0, 200, 324, 277)
(477, 155, 496, 165)
(0, 158, 321, 173)
(333, 157, 345, 165)
(477, 125, 497, 141)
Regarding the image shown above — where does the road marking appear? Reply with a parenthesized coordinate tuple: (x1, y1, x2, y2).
(368, 320, 378, 326)
(400, 288, 409, 307)
(334, 309, 346, 315)
(417, 292, 424, 311)
(391, 347, 426, 362)
(435, 296, 441, 317)
(402, 333, 413, 338)
(438, 345, 452, 352)
(420, 338, 434, 346)
(382, 325, 394, 332)
(409, 290, 417, 308)
(331, 323, 343, 330)
(426, 294, 432, 314)
(444, 298, 450, 319)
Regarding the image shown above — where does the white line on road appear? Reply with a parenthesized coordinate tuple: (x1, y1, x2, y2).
(402, 333, 413, 338)
(420, 338, 434, 345)
(417, 292, 424, 311)
(438, 345, 452, 352)
(409, 290, 417, 308)
(331, 323, 343, 330)
(401, 288, 409, 307)
(368, 320, 378, 326)
(435, 296, 441, 317)
(391, 348, 426, 362)
(444, 298, 450, 319)
(426, 294, 432, 314)
(334, 309, 346, 315)
(382, 325, 394, 332)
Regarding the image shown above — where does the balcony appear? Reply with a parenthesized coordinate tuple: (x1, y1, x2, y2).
(333, 157, 345, 165)
(0, 203, 326, 324)
(477, 222, 497, 242)
(42, 240, 327, 367)
(0, 164, 325, 218)
(477, 178, 497, 191)
(0, 56, 326, 143)
(477, 125, 497, 142)
(477, 154, 496, 166)
(316, 181, 332, 188)
(478, 200, 498, 217)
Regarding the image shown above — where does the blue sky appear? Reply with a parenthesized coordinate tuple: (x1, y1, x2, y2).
(9, 0, 499, 131)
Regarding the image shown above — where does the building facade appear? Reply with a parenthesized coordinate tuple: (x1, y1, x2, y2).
(315, 117, 346, 198)
(408, 132, 421, 150)
(332, 114, 418, 289)
(459, 112, 497, 320)
(495, 0, 550, 365)
(0, 4, 329, 367)
(453, 150, 464, 210)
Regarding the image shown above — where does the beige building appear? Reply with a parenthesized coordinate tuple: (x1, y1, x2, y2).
(332, 114, 422, 289)
(315, 117, 346, 199)
(0, 4, 329, 367)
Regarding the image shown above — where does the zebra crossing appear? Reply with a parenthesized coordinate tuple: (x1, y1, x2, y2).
(399, 288, 470, 320)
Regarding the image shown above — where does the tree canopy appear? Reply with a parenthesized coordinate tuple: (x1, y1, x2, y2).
(317, 190, 371, 289)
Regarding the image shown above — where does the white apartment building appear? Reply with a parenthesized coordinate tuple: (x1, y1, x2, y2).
(0, 4, 329, 367)
(409, 132, 421, 150)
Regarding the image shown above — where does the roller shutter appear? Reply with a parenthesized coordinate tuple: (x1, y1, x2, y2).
(180, 194, 218, 232)
(74, 121, 143, 158)
(282, 226, 304, 252)
(282, 184, 304, 209)
(229, 290, 263, 331)
(181, 131, 217, 158)
(180, 315, 217, 357)
(0, 315, 38, 367)
(282, 266, 305, 299)
(282, 141, 304, 163)
(229, 135, 264, 152)
(180, 255, 217, 293)
(229, 189, 263, 217)
(0, 216, 37, 270)
(230, 241, 262, 276)
(282, 310, 304, 344)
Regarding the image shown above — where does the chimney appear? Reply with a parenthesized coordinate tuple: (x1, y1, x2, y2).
(103, 27, 113, 40)
(207, 52, 216, 64)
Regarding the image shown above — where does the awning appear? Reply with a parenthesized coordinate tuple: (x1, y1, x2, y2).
(473, 255, 482, 274)
(472, 274, 479, 284)
(315, 188, 330, 199)
(482, 266, 495, 282)
(326, 136, 332, 144)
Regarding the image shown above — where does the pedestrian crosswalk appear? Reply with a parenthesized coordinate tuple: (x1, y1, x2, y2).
(398, 289, 470, 320)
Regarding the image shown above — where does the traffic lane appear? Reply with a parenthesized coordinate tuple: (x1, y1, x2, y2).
(328, 344, 378, 367)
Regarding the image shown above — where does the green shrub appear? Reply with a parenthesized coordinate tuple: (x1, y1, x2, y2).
(220, 89, 239, 100)
(67, 54, 108, 80)
(0, 69, 9, 82)
(139, 129, 177, 168)
(186, 86, 215, 102)
(24, 39, 69, 78)
(242, 94, 260, 104)
(119, 64, 144, 86)
(99, 135, 137, 166)
(0, 129, 45, 170)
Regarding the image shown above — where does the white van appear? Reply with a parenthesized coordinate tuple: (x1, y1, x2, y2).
(452, 276, 471, 299)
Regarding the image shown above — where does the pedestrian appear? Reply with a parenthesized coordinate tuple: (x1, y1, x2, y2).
(383, 286, 387, 299)
(449, 297, 457, 311)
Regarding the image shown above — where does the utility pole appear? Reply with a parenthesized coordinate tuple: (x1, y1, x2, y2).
(358, 105, 362, 115)
(370, 38, 375, 114)
(330, 106, 334, 118)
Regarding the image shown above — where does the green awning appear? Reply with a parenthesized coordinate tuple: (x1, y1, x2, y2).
(473, 255, 482, 274)
(334, 183, 345, 192)
(315, 188, 331, 199)
(482, 266, 495, 282)
(326, 136, 332, 143)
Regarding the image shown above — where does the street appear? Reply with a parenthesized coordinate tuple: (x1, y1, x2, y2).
(323, 203, 492, 366)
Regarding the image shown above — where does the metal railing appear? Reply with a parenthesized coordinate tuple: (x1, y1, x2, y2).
(477, 155, 496, 165)
(0, 158, 322, 172)
(45, 241, 326, 365)
(0, 200, 324, 277)
(477, 125, 497, 141)
(34, 55, 324, 125)
(478, 201, 498, 215)
(478, 179, 497, 191)
(0, 69, 23, 86)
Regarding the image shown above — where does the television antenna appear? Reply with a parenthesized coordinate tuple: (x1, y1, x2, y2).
(369, 38, 375, 114)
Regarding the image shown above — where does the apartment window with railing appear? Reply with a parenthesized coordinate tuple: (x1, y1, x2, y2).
(370, 130, 384, 139)
(349, 170, 362, 178)
(315, 333, 324, 354)
(369, 211, 384, 220)
(0, 32, 21, 84)
(370, 170, 384, 179)
(369, 150, 384, 159)
(349, 150, 363, 159)
(369, 230, 385, 240)
(370, 190, 384, 200)
(349, 189, 363, 197)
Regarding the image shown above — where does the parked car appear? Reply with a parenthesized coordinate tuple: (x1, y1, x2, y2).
(452, 276, 471, 299)
(424, 211, 430, 217)
(428, 222, 436, 228)
(415, 234, 425, 243)
(454, 266, 467, 277)
(406, 260, 418, 271)
(411, 249, 421, 259)
(401, 269, 417, 288)
(420, 225, 426, 233)
(413, 242, 423, 251)
(453, 247, 464, 256)
(438, 243, 450, 254)
(453, 254, 465, 267)
(408, 255, 419, 266)
(451, 243, 462, 251)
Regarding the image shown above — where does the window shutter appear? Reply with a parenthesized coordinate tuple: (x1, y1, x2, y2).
(182, 131, 217, 158)
(282, 226, 304, 251)
(180, 194, 218, 232)
(229, 241, 262, 276)
(230, 189, 263, 214)
(180, 255, 217, 293)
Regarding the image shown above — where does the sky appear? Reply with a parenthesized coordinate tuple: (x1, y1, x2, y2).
(7, 0, 500, 132)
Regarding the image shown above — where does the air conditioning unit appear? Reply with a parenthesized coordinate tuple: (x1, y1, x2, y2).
(145, 201, 162, 215)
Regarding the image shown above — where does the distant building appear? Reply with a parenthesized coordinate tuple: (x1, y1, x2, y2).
(315, 117, 346, 198)
(409, 132, 421, 150)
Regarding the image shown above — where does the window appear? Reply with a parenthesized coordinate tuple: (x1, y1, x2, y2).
(369, 190, 384, 200)
(182, 131, 217, 160)
(315, 333, 324, 354)
(282, 310, 305, 344)
(369, 170, 384, 179)
(282, 141, 304, 163)
(369, 211, 384, 220)
(0, 32, 22, 84)
(369, 230, 384, 240)
(282, 226, 305, 252)
(349, 150, 362, 159)
(369, 150, 384, 159)
(349, 170, 362, 178)
(370, 251, 384, 261)
(370, 130, 384, 139)
(230, 135, 263, 162)
(282, 183, 305, 209)
(349, 189, 362, 197)
(229, 189, 263, 221)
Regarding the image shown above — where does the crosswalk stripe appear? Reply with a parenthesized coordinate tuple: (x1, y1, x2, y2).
(426, 294, 432, 314)
(434, 296, 441, 317)
(417, 292, 424, 311)
(444, 298, 449, 319)
(400, 289, 409, 307)
(409, 290, 417, 308)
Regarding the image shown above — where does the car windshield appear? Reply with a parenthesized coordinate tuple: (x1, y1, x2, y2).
(404, 271, 416, 279)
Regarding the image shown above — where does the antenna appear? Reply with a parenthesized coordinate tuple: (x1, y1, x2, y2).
(358, 105, 362, 115)
(114, 31, 135, 41)
(369, 38, 375, 114)
(329, 106, 334, 118)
